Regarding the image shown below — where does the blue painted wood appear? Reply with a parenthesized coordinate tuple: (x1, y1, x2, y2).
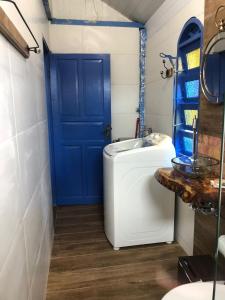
(174, 17, 203, 157)
(50, 54, 111, 205)
(42, 0, 52, 20)
(51, 18, 144, 28)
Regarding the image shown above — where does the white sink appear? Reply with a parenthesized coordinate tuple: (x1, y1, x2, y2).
(162, 282, 225, 300)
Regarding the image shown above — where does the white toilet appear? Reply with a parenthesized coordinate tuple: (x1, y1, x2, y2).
(163, 235, 225, 299)
(162, 282, 225, 300)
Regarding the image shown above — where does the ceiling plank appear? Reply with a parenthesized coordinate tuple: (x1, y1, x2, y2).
(103, 0, 166, 23)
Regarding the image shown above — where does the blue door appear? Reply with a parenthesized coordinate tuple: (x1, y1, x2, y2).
(50, 54, 111, 205)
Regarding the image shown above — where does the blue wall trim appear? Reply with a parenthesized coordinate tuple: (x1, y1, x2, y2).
(51, 18, 144, 28)
(139, 28, 147, 138)
(42, 0, 52, 20)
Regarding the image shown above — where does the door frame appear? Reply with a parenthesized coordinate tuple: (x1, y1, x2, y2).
(43, 39, 57, 205)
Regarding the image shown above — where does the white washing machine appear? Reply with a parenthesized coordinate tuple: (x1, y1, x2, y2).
(103, 133, 176, 250)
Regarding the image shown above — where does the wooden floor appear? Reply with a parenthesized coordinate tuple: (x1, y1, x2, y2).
(46, 205, 185, 300)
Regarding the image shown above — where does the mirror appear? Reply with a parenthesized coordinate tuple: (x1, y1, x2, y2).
(201, 5, 225, 104)
(201, 31, 225, 103)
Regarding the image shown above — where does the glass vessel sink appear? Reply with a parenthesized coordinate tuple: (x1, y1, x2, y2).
(171, 155, 219, 178)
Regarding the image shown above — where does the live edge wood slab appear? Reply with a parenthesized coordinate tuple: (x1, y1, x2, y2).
(155, 168, 225, 210)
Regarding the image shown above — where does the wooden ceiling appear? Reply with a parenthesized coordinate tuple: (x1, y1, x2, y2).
(102, 0, 166, 23)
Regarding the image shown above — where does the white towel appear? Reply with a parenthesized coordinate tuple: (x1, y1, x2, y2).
(218, 235, 225, 257)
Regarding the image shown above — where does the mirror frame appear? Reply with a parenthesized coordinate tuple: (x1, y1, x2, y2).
(200, 32, 225, 104)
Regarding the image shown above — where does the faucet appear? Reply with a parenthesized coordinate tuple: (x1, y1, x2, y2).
(192, 116, 198, 161)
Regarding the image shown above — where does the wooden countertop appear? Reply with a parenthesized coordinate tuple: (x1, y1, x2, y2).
(155, 168, 225, 210)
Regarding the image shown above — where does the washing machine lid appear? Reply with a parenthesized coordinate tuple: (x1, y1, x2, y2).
(104, 133, 170, 156)
(104, 139, 143, 156)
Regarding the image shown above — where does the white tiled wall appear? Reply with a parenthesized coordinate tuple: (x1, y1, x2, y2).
(145, 0, 205, 255)
(145, 0, 205, 136)
(0, 0, 53, 299)
(49, 5, 140, 140)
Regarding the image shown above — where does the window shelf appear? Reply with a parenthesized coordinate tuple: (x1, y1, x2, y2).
(177, 101, 199, 105)
(178, 33, 201, 49)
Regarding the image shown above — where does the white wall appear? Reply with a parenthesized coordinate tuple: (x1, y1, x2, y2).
(0, 0, 53, 299)
(49, 2, 140, 140)
(176, 198, 196, 255)
(145, 0, 205, 255)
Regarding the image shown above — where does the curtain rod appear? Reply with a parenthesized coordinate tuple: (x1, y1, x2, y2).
(0, 0, 40, 53)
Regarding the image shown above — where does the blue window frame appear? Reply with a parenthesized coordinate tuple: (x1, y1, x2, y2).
(174, 18, 203, 156)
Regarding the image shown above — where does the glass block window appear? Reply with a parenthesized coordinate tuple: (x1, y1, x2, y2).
(174, 18, 202, 156)
(185, 80, 199, 98)
(184, 110, 198, 126)
(187, 48, 200, 70)
(183, 136, 193, 153)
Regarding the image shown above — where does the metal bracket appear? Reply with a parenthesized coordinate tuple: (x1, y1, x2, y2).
(0, 0, 40, 54)
(160, 52, 177, 79)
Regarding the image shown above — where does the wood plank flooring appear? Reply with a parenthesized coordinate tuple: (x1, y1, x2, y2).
(46, 205, 185, 300)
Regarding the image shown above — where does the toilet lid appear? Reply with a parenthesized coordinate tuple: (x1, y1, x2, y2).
(162, 282, 225, 300)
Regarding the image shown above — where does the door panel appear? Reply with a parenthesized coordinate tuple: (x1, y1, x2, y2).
(86, 146, 104, 197)
(83, 60, 104, 116)
(58, 60, 80, 117)
(57, 145, 84, 197)
(50, 54, 111, 205)
(61, 122, 104, 140)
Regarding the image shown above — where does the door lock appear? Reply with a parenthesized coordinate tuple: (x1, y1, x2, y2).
(103, 125, 112, 139)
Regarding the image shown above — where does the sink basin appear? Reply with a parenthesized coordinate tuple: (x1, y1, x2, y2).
(162, 282, 225, 300)
(171, 155, 219, 179)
